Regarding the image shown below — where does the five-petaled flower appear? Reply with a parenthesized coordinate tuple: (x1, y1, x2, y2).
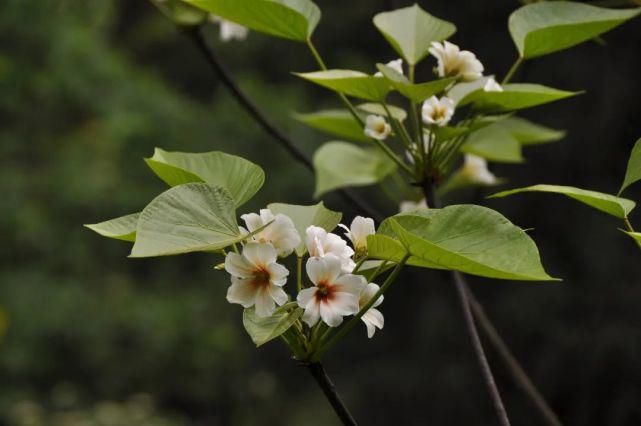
(422, 96, 455, 127)
(359, 283, 385, 338)
(339, 216, 376, 257)
(306, 226, 355, 273)
(364, 115, 391, 140)
(460, 154, 497, 185)
(224, 243, 290, 317)
(241, 209, 301, 257)
(429, 41, 484, 81)
(297, 255, 366, 327)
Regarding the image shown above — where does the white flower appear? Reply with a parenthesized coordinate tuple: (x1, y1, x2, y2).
(399, 199, 427, 212)
(338, 216, 375, 254)
(359, 283, 384, 338)
(297, 255, 366, 327)
(224, 243, 289, 317)
(210, 15, 249, 42)
(483, 78, 503, 92)
(374, 58, 404, 77)
(460, 154, 497, 185)
(306, 226, 355, 273)
(241, 209, 301, 257)
(422, 96, 455, 127)
(429, 41, 484, 81)
(364, 115, 391, 140)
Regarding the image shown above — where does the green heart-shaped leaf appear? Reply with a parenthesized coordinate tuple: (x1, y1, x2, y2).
(145, 148, 264, 207)
(184, 0, 321, 42)
(85, 213, 140, 242)
(313, 141, 397, 197)
(243, 307, 304, 347)
(296, 70, 391, 102)
(509, 1, 641, 59)
(131, 184, 241, 258)
(294, 110, 367, 143)
(373, 4, 456, 65)
(490, 184, 636, 219)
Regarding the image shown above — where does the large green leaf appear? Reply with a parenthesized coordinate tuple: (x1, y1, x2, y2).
(373, 4, 456, 65)
(509, 2, 641, 59)
(243, 307, 304, 347)
(313, 141, 397, 197)
(498, 116, 565, 146)
(462, 123, 524, 163)
(376, 64, 455, 102)
(294, 110, 367, 143)
(459, 83, 581, 112)
(85, 213, 140, 242)
(296, 70, 391, 101)
(491, 184, 636, 219)
(130, 184, 242, 258)
(184, 0, 321, 42)
(267, 202, 342, 256)
(619, 138, 641, 195)
(372, 206, 557, 281)
(145, 148, 264, 207)
(367, 234, 440, 269)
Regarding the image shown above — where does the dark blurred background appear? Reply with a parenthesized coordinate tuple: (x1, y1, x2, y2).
(1, 0, 640, 424)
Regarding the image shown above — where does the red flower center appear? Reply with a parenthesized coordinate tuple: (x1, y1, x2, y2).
(251, 267, 271, 289)
(314, 281, 336, 303)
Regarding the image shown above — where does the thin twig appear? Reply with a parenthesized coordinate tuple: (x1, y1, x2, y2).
(307, 362, 358, 426)
(468, 295, 563, 426)
(183, 26, 382, 221)
(424, 184, 510, 425)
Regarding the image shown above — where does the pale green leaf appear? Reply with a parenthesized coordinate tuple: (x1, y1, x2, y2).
(490, 184, 636, 219)
(296, 70, 391, 101)
(357, 103, 407, 122)
(462, 123, 524, 163)
(267, 202, 342, 256)
(313, 141, 397, 197)
(376, 64, 455, 102)
(294, 110, 367, 142)
(150, 0, 208, 26)
(85, 213, 140, 242)
(373, 206, 557, 281)
(184, 0, 321, 41)
(624, 231, 641, 244)
(130, 184, 241, 258)
(498, 116, 565, 145)
(243, 307, 304, 347)
(459, 83, 581, 112)
(373, 4, 456, 65)
(145, 148, 265, 207)
(619, 138, 641, 195)
(367, 234, 440, 269)
(509, 2, 641, 59)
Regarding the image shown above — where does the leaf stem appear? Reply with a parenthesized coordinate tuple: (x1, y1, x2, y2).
(297, 256, 303, 292)
(502, 57, 524, 84)
(307, 362, 358, 426)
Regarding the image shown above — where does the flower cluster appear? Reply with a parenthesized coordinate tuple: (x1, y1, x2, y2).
(223, 211, 384, 338)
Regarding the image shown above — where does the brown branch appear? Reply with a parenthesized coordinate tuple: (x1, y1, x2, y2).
(307, 363, 358, 426)
(183, 26, 383, 222)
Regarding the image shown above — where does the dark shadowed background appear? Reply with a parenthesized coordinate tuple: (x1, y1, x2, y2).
(1, 0, 640, 425)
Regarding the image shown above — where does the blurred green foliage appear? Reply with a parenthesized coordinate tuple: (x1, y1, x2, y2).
(2, 0, 641, 425)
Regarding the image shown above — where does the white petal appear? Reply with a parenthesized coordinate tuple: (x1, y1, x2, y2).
(302, 299, 321, 327)
(297, 287, 317, 309)
(242, 242, 277, 267)
(306, 255, 342, 285)
(224, 252, 254, 278)
(335, 274, 367, 296)
(359, 283, 384, 308)
(226, 277, 257, 308)
(361, 308, 384, 338)
(305, 226, 327, 257)
(269, 285, 289, 306)
(267, 262, 289, 286)
(320, 301, 345, 327)
(328, 292, 360, 316)
(254, 288, 276, 317)
(241, 212, 263, 233)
